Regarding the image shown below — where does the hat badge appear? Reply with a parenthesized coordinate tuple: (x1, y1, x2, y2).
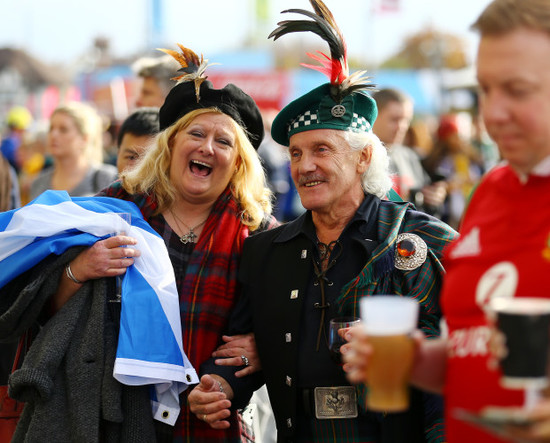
(331, 104, 346, 118)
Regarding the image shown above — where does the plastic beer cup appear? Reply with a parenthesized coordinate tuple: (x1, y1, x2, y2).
(360, 296, 419, 412)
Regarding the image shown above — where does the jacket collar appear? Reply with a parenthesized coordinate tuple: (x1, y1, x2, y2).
(273, 193, 381, 248)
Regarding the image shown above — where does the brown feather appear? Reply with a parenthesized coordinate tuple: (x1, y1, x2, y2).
(157, 43, 214, 102)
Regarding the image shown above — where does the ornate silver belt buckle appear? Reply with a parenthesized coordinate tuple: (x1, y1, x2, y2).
(314, 386, 358, 419)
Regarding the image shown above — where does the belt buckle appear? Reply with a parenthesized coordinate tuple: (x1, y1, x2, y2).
(314, 386, 358, 419)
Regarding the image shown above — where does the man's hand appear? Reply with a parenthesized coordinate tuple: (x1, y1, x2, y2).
(422, 181, 447, 207)
(212, 333, 261, 377)
(340, 325, 371, 384)
(484, 400, 550, 442)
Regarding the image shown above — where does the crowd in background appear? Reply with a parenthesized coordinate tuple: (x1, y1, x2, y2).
(0, 81, 499, 228)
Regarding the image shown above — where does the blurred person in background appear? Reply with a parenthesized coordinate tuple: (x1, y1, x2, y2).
(17, 127, 51, 205)
(0, 151, 20, 211)
(257, 108, 303, 222)
(423, 113, 484, 229)
(403, 118, 435, 160)
(132, 54, 179, 108)
(116, 107, 159, 174)
(30, 101, 118, 199)
(372, 88, 447, 218)
(471, 111, 500, 172)
(0, 105, 33, 173)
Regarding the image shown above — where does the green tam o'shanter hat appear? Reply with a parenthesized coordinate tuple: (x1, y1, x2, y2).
(272, 83, 377, 146)
(269, 0, 377, 147)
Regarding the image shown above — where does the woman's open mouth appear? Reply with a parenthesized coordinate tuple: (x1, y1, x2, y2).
(190, 160, 212, 176)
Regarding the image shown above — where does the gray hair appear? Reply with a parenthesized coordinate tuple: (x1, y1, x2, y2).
(131, 54, 179, 97)
(344, 130, 393, 199)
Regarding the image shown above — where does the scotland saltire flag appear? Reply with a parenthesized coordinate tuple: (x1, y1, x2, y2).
(0, 190, 199, 425)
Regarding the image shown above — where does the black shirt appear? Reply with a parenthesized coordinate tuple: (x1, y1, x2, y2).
(296, 194, 381, 387)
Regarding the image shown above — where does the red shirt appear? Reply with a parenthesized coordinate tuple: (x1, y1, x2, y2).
(441, 163, 550, 442)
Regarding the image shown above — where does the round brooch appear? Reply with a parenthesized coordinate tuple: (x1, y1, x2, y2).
(394, 233, 427, 271)
(331, 104, 346, 118)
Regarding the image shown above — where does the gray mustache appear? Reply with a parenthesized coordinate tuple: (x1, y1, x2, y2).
(298, 175, 325, 186)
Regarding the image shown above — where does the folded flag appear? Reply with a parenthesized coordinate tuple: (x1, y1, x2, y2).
(0, 190, 199, 425)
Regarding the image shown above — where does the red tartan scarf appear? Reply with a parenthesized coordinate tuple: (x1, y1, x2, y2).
(179, 186, 249, 366)
(176, 186, 249, 442)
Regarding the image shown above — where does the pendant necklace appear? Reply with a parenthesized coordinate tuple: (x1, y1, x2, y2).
(170, 209, 208, 244)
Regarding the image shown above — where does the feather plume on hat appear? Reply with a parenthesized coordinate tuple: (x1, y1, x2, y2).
(157, 43, 214, 102)
(268, 0, 374, 103)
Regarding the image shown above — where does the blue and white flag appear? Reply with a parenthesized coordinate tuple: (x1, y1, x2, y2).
(0, 190, 199, 425)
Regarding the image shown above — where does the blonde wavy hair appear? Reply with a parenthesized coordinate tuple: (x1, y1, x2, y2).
(121, 108, 272, 230)
(51, 102, 104, 165)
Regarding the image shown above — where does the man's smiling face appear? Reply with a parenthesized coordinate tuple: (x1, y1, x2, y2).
(288, 129, 368, 215)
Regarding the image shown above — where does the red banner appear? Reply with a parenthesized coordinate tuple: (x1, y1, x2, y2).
(207, 72, 289, 111)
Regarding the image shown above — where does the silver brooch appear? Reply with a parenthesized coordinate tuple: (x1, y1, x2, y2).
(331, 104, 346, 117)
(394, 233, 427, 271)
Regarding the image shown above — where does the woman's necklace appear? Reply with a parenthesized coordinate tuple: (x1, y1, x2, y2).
(170, 209, 208, 244)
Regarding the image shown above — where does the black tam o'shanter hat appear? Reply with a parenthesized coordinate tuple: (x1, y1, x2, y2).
(269, 0, 377, 147)
(157, 44, 264, 150)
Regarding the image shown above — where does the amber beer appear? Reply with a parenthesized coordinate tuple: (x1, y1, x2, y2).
(365, 334, 415, 411)
(360, 296, 419, 412)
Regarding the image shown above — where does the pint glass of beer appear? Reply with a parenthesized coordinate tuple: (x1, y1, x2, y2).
(489, 297, 550, 390)
(360, 296, 419, 412)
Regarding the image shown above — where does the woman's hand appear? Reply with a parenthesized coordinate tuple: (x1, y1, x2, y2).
(52, 235, 140, 312)
(212, 333, 261, 377)
(69, 235, 140, 282)
(188, 375, 233, 430)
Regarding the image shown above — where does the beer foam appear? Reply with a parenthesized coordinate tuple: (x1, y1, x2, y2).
(489, 297, 550, 315)
(360, 296, 419, 335)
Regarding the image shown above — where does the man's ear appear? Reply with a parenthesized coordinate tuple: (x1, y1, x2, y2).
(357, 145, 372, 174)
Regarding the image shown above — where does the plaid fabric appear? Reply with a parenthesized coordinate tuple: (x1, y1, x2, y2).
(98, 181, 273, 442)
(337, 201, 458, 443)
(289, 110, 371, 134)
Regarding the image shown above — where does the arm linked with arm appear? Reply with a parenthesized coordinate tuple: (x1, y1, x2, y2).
(200, 283, 265, 409)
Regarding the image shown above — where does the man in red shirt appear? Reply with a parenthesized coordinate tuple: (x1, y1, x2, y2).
(343, 0, 550, 441)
